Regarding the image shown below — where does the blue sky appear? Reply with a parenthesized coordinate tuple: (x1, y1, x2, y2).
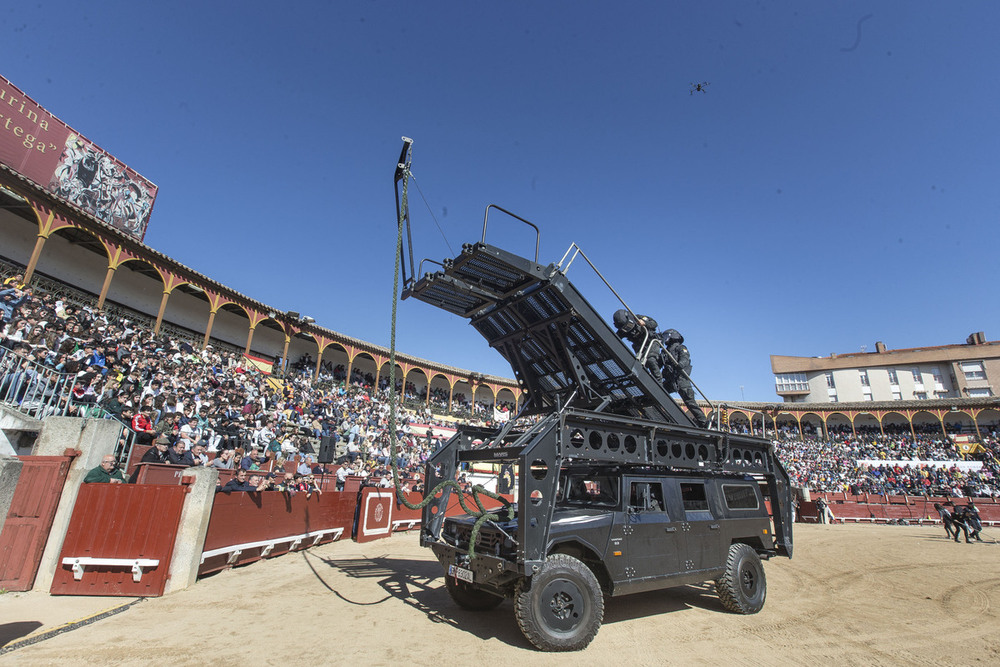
(3, 2, 998, 401)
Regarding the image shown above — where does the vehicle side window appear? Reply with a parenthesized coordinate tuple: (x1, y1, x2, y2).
(722, 484, 760, 510)
(680, 482, 712, 519)
(563, 475, 618, 507)
(628, 482, 665, 515)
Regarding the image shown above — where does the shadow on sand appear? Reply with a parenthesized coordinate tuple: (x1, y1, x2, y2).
(301, 550, 724, 648)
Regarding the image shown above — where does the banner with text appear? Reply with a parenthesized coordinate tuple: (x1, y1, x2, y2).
(0, 74, 157, 241)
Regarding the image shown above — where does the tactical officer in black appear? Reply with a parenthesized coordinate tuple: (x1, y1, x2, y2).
(660, 328, 708, 428)
(612, 310, 708, 428)
(612, 310, 664, 384)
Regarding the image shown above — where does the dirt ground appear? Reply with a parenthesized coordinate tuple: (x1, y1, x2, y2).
(1, 523, 998, 666)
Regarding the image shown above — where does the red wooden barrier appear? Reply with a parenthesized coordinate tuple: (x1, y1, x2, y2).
(802, 493, 1000, 524)
(390, 491, 424, 532)
(131, 463, 187, 485)
(0, 454, 74, 591)
(199, 489, 356, 575)
(51, 483, 187, 596)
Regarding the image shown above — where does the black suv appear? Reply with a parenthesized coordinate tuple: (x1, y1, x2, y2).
(392, 185, 793, 651)
(429, 455, 788, 651)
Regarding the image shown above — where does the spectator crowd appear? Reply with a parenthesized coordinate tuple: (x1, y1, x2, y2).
(3, 265, 999, 500)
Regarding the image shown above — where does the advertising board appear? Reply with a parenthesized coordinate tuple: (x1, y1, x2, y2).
(0, 74, 157, 240)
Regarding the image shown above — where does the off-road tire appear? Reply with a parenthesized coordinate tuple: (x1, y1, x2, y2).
(444, 575, 504, 611)
(514, 554, 604, 651)
(715, 543, 766, 614)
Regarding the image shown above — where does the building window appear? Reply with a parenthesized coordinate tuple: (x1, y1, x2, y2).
(912, 368, 924, 390)
(931, 367, 945, 392)
(891, 390, 902, 400)
(826, 372, 836, 388)
(967, 387, 993, 397)
(887, 369, 899, 385)
(914, 392, 927, 400)
(961, 361, 986, 381)
(859, 369, 870, 387)
(775, 373, 809, 392)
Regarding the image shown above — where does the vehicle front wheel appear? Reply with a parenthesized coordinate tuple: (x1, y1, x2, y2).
(444, 575, 504, 611)
(715, 543, 767, 614)
(514, 554, 604, 651)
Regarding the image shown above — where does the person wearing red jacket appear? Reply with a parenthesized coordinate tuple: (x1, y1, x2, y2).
(131, 406, 157, 445)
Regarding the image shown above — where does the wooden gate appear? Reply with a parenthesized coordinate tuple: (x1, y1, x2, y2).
(0, 455, 73, 591)
(50, 483, 188, 596)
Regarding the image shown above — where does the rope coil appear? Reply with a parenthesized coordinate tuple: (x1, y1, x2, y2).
(387, 141, 514, 560)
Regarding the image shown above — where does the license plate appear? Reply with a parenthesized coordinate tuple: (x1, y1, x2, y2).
(448, 564, 474, 583)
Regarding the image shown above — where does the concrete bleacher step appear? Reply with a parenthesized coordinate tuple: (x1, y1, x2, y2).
(0, 404, 42, 456)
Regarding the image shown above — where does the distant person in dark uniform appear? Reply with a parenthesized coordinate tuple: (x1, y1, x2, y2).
(965, 501, 983, 542)
(951, 505, 973, 543)
(934, 502, 955, 539)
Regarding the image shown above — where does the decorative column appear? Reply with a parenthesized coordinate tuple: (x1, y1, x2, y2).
(281, 335, 291, 372)
(203, 311, 217, 348)
(153, 272, 189, 336)
(97, 243, 142, 311)
(23, 204, 77, 284)
(96, 266, 116, 309)
(23, 234, 48, 284)
(153, 291, 170, 335)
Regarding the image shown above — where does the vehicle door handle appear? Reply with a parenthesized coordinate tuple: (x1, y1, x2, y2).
(665, 527, 677, 533)
(709, 524, 720, 530)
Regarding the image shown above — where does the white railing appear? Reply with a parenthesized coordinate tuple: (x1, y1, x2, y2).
(0, 345, 75, 420)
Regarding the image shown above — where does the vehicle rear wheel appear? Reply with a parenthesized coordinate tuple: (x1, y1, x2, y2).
(445, 575, 504, 611)
(715, 543, 766, 614)
(514, 554, 604, 651)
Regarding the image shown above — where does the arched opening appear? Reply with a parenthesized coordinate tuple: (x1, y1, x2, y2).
(428, 373, 452, 414)
(774, 413, 800, 439)
(911, 410, 944, 437)
(943, 409, 976, 436)
(880, 411, 910, 437)
(160, 282, 210, 344)
(853, 412, 881, 436)
(378, 361, 404, 394)
(727, 410, 751, 435)
(207, 302, 252, 352)
(825, 412, 853, 439)
(32, 225, 110, 300)
(250, 317, 287, 361)
(496, 387, 518, 418)
(106, 258, 165, 323)
(350, 353, 377, 390)
(318, 343, 349, 386)
(976, 408, 1000, 437)
(0, 185, 41, 269)
(800, 412, 824, 439)
(451, 379, 472, 417)
(404, 368, 429, 409)
(286, 331, 319, 379)
(473, 384, 496, 420)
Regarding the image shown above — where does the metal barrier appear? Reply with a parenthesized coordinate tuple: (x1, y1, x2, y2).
(0, 345, 74, 420)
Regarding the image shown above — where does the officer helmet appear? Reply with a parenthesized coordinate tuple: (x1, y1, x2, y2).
(664, 328, 684, 344)
(612, 309, 638, 337)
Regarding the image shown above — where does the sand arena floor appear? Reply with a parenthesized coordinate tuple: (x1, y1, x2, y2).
(1, 523, 998, 666)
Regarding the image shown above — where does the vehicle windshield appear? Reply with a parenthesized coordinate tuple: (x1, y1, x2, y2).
(559, 474, 619, 507)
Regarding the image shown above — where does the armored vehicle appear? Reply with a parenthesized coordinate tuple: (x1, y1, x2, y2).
(392, 143, 793, 651)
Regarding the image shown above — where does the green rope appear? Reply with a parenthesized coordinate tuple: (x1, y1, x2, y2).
(387, 142, 514, 561)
